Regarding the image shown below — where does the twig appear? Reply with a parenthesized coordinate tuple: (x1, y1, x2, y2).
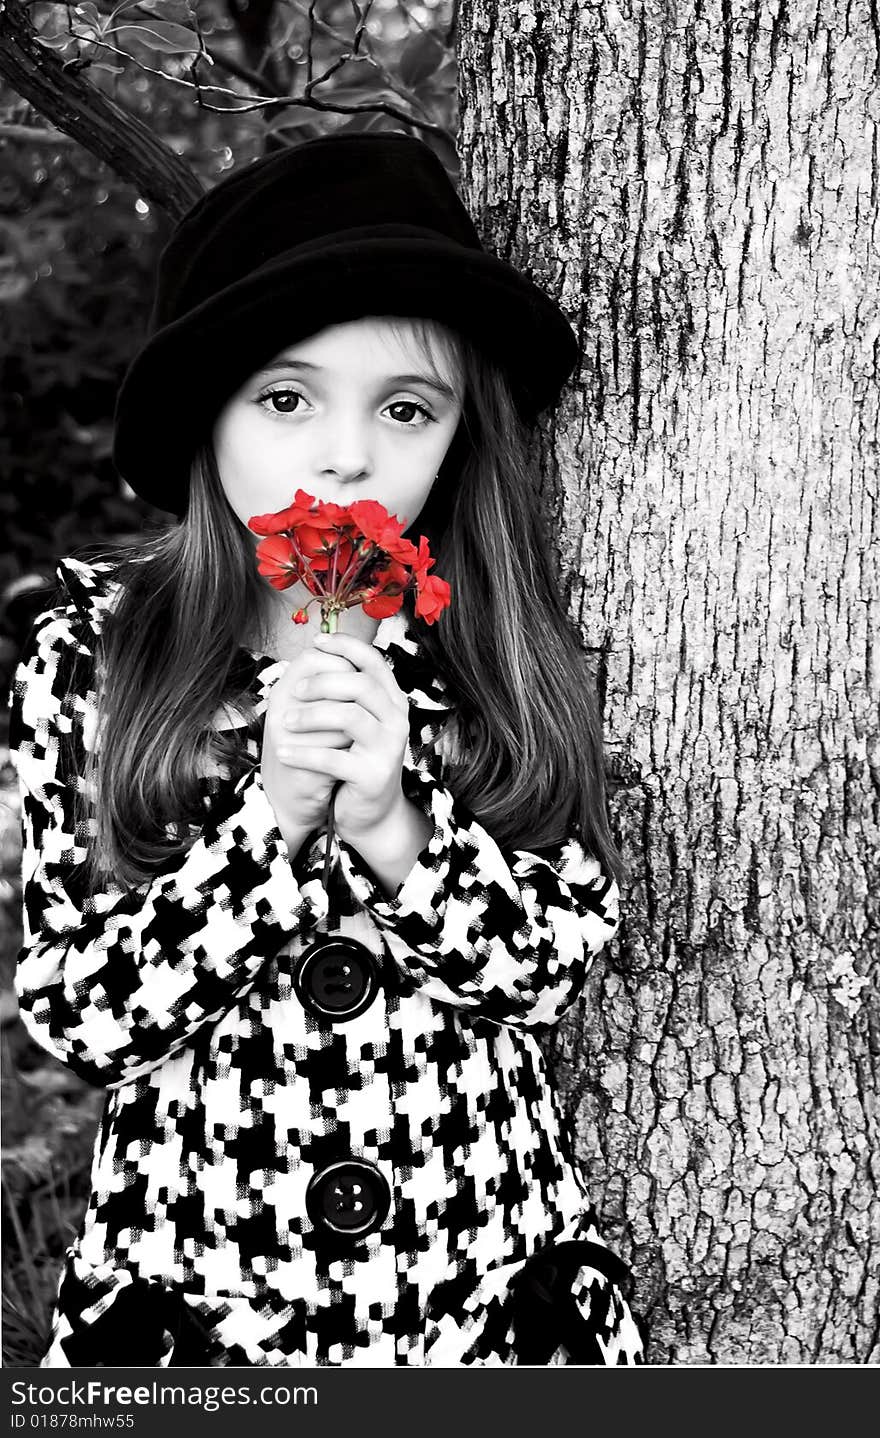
(304, 47, 351, 100)
(201, 44, 283, 96)
(306, 0, 317, 89)
(287, 0, 436, 115)
(283, 32, 437, 126)
(303, 0, 372, 100)
(53, 28, 444, 136)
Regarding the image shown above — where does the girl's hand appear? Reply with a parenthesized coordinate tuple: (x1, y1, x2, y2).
(261, 643, 357, 839)
(282, 631, 411, 839)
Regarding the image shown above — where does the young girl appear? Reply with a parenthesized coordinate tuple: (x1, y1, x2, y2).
(9, 132, 646, 1367)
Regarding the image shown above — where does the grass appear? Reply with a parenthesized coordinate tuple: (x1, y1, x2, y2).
(1, 730, 103, 1367)
(1, 1044, 102, 1366)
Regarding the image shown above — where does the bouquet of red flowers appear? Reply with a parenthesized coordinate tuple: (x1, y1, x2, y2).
(247, 490, 451, 899)
(247, 490, 451, 632)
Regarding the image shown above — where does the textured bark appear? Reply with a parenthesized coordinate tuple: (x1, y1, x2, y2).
(0, 0, 202, 217)
(459, 0, 879, 1363)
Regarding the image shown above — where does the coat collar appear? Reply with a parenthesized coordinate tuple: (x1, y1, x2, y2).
(56, 556, 454, 721)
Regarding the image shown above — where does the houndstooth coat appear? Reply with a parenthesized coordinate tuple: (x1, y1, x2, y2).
(9, 557, 646, 1368)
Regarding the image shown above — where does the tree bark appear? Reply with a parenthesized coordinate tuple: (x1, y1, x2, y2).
(458, 0, 879, 1363)
(0, 0, 202, 217)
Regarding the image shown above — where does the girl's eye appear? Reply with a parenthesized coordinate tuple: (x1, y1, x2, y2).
(258, 387, 307, 415)
(256, 390, 434, 425)
(385, 400, 434, 427)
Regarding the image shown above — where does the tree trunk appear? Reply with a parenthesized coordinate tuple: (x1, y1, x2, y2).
(458, 0, 879, 1364)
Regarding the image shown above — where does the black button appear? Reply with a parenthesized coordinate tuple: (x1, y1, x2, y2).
(306, 1160, 391, 1239)
(293, 937, 380, 1022)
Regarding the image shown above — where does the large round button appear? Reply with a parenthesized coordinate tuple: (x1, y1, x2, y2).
(293, 937, 380, 1021)
(306, 1160, 391, 1239)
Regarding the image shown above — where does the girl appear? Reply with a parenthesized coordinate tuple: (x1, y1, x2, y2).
(9, 132, 646, 1367)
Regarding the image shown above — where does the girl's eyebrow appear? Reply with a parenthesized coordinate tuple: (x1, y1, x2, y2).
(255, 356, 459, 401)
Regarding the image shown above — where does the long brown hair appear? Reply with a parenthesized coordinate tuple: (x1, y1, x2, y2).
(65, 321, 626, 896)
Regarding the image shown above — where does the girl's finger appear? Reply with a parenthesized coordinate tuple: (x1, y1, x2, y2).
(270, 650, 355, 708)
(275, 745, 357, 778)
(313, 633, 409, 714)
(293, 669, 408, 730)
(278, 727, 352, 749)
(279, 650, 355, 682)
(283, 699, 377, 744)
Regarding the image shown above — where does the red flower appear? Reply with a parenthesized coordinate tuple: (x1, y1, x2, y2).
(248, 492, 450, 632)
(361, 590, 406, 619)
(302, 531, 357, 572)
(349, 499, 419, 566)
(415, 572, 451, 625)
(254, 534, 303, 590)
(297, 504, 356, 564)
(360, 557, 410, 619)
(248, 489, 321, 537)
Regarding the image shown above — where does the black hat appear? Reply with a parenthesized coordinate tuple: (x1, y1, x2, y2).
(112, 132, 579, 517)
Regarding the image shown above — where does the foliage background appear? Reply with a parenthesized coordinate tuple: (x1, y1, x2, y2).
(0, 0, 457, 1365)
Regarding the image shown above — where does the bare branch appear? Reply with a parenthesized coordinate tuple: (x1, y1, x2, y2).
(0, 0, 452, 204)
(304, 49, 351, 100)
(306, 0, 317, 89)
(282, 0, 440, 124)
(191, 37, 449, 138)
(303, 0, 371, 100)
(189, 82, 446, 140)
(200, 44, 285, 98)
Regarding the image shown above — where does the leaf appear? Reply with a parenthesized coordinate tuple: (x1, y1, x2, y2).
(435, 57, 458, 84)
(322, 85, 417, 114)
(398, 30, 446, 89)
(334, 112, 392, 135)
(73, 2, 102, 26)
(35, 32, 74, 51)
(137, 0, 196, 22)
(112, 21, 200, 55)
(262, 114, 324, 141)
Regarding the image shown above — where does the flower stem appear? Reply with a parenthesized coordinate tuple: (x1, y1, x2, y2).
(336, 544, 379, 605)
(287, 530, 328, 599)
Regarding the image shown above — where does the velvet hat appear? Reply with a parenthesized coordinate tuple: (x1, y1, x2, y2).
(112, 131, 579, 518)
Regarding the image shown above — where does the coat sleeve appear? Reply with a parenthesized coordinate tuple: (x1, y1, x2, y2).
(333, 754, 622, 1032)
(8, 605, 330, 1091)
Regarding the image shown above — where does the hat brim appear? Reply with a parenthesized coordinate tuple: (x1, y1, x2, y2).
(112, 236, 579, 516)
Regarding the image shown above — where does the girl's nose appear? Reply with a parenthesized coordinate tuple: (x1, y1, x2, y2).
(316, 413, 373, 483)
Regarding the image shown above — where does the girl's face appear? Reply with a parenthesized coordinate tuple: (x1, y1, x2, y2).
(213, 316, 464, 537)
